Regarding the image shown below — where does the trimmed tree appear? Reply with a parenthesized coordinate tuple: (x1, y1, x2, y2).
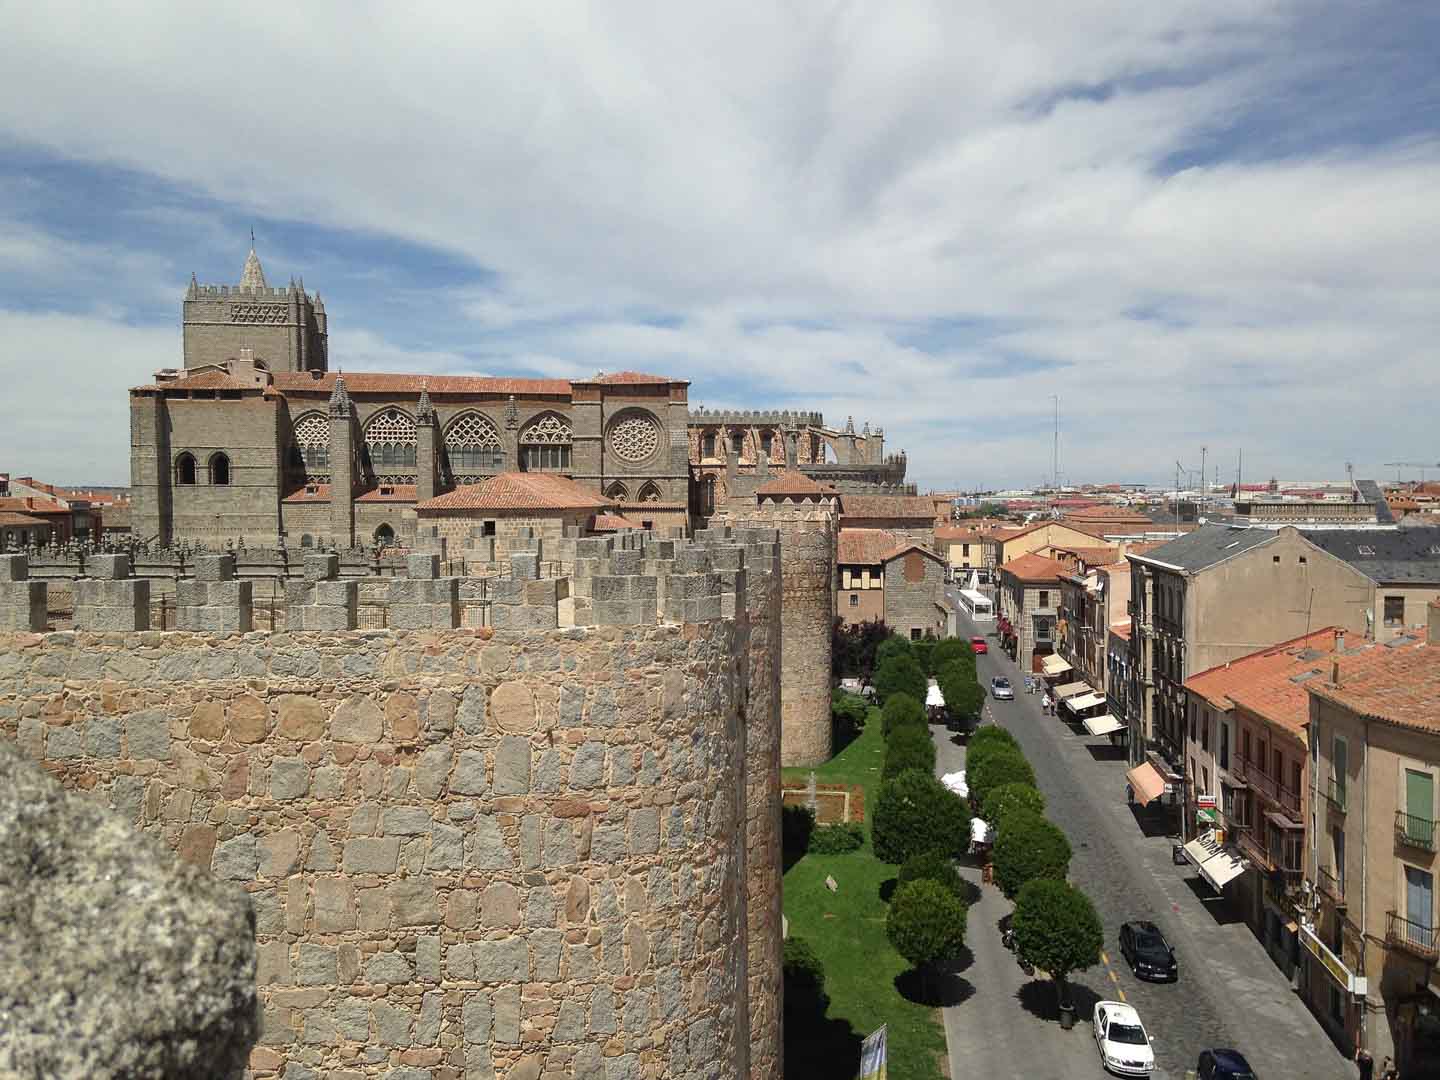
(968, 746, 1037, 810)
(968, 725, 1020, 756)
(983, 781, 1046, 829)
(883, 725, 936, 781)
(875, 635, 914, 668)
(881, 692, 927, 738)
(938, 661, 985, 727)
(1010, 878, 1103, 1006)
(886, 879, 969, 995)
(873, 653, 927, 705)
(898, 851, 966, 901)
(872, 769, 971, 864)
(991, 807, 1071, 899)
(931, 637, 975, 670)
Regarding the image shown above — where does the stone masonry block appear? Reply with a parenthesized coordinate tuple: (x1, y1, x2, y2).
(175, 579, 208, 608)
(707, 545, 744, 571)
(386, 579, 426, 605)
(313, 580, 358, 608)
(675, 548, 710, 574)
(575, 537, 613, 559)
(194, 554, 235, 582)
(522, 578, 559, 604)
(0, 554, 28, 581)
(407, 554, 440, 580)
(0, 580, 46, 632)
(87, 553, 130, 580)
(299, 606, 354, 632)
(611, 550, 642, 575)
(511, 552, 540, 581)
(303, 553, 339, 582)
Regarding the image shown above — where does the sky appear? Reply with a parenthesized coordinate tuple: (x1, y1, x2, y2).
(1, 1, 1438, 491)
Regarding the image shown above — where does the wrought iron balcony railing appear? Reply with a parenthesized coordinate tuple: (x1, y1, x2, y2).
(1387, 911, 1439, 960)
(1396, 810, 1437, 852)
(1316, 864, 1345, 905)
(1323, 776, 1347, 812)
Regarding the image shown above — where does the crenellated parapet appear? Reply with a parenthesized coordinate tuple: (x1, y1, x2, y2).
(687, 408, 824, 426)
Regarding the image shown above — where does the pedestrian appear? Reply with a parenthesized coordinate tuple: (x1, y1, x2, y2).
(1042, 693, 1052, 716)
(1355, 1048, 1373, 1080)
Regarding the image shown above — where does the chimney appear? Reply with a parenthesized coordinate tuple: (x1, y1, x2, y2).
(1331, 659, 1342, 686)
(1334, 628, 1345, 653)
(1429, 599, 1440, 646)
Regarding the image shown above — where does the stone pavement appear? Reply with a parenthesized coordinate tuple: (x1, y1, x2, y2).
(935, 605, 1357, 1080)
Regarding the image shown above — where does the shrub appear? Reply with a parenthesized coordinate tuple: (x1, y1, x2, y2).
(872, 769, 971, 864)
(782, 935, 829, 1029)
(831, 689, 868, 729)
(898, 851, 965, 901)
(875, 635, 914, 668)
(912, 636, 937, 676)
(983, 781, 1046, 828)
(968, 746, 1036, 808)
(782, 804, 815, 860)
(873, 653, 927, 705)
(937, 660, 984, 725)
(883, 725, 936, 781)
(809, 821, 865, 854)
(991, 807, 1071, 899)
(881, 693, 927, 738)
(886, 879, 968, 973)
(1011, 878, 1103, 990)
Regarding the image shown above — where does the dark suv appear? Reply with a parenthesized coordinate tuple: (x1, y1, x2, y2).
(1197, 1048, 1256, 1079)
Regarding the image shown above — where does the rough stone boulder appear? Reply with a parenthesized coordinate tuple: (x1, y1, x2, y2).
(0, 739, 258, 1078)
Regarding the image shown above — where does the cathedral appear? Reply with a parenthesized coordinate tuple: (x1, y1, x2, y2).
(129, 245, 910, 547)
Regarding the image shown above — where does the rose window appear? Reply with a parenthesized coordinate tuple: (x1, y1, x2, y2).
(608, 414, 660, 463)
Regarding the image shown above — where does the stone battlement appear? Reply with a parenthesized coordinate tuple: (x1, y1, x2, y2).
(189, 283, 316, 302)
(687, 408, 824, 426)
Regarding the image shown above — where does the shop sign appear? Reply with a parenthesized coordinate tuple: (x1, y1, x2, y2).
(1300, 924, 1366, 996)
(1197, 793, 1218, 810)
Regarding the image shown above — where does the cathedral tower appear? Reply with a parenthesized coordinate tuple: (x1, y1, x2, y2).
(182, 240, 328, 373)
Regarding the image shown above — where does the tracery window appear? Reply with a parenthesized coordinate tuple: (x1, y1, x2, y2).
(444, 412, 505, 481)
(637, 481, 663, 502)
(363, 409, 417, 474)
(606, 481, 630, 502)
(519, 412, 573, 472)
(289, 412, 330, 481)
(608, 412, 661, 463)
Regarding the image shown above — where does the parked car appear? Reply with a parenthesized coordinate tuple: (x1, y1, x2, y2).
(990, 676, 1014, 701)
(1119, 920, 1178, 982)
(1093, 1001, 1155, 1076)
(1196, 1049, 1256, 1079)
(970, 635, 989, 654)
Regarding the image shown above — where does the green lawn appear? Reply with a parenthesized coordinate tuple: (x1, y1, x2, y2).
(781, 712, 949, 1079)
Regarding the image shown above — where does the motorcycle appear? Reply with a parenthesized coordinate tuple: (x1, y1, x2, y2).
(1002, 926, 1035, 974)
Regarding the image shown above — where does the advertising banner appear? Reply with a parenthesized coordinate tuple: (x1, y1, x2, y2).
(857, 1024, 888, 1080)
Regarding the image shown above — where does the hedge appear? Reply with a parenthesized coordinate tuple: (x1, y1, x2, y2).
(872, 653, 927, 705)
(809, 821, 866, 854)
(968, 746, 1037, 808)
(881, 693, 927, 738)
(982, 781, 1046, 828)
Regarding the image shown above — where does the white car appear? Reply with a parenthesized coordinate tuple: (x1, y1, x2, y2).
(1093, 1000, 1155, 1076)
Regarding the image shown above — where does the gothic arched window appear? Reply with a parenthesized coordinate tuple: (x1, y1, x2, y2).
(519, 412, 573, 472)
(363, 409, 417, 474)
(606, 481, 630, 502)
(702, 431, 716, 458)
(290, 412, 330, 481)
(209, 452, 231, 486)
(175, 452, 197, 486)
(761, 430, 774, 458)
(374, 523, 396, 546)
(731, 431, 745, 457)
(637, 481, 663, 502)
(444, 412, 504, 482)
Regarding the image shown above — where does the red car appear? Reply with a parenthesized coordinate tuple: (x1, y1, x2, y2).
(970, 636, 988, 654)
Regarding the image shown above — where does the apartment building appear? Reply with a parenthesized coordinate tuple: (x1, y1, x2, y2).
(997, 553, 1065, 673)
(834, 527, 948, 640)
(1126, 526, 1375, 775)
(1306, 607, 1440, 1074)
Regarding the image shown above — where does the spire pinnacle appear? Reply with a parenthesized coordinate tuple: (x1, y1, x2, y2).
(328, 373, 351, 417)
(417, 382, 436, 424)
(240, 235, 267, 290)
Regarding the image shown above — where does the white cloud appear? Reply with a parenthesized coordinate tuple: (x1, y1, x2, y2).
(1, 2, 1436, 487)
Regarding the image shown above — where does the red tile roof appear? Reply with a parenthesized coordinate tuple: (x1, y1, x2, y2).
(839, 494, 936, 520)
(269, 372, 574, 396)
(578, 371, 683, 385)
(1048, 545, 1121, 566)
(0, 496, 67, 516)
(0, 512, 52, 527)
(416, 473, 608, 512)
(1308, 630, 1440, 733)
(755, 470, 835, 497)
(357, 485, 418, 503)
(592, 513, 642, 530)
(838, 528, 901, 565)
(1184, 628, 1342, 740)
(998, 553, 1068, 582)
(131, 369, 267, 392)
(934, 526, 987, 543)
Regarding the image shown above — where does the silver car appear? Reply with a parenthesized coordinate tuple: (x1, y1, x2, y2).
(991, 676, 1014, 701)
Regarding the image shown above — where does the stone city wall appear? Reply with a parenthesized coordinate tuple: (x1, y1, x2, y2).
(1, 528, 789, 1080)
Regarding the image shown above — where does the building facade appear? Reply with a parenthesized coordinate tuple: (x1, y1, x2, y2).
(834, 528, 947, 640)
(996, 553, 1065, 674)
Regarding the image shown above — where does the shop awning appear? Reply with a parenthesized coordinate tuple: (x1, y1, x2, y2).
(1054, 681, 1092, 699)
(1197, 848, 1246, 891)
(1195, 807, 1219, 825)
(1065, 691, 1107, 712)
(1042, 654, 1072, 676)
(1083, 713, 1123, 736)
(1126, 762, 1167, 806)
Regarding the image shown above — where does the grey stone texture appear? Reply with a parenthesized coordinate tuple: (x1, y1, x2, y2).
(0, 739, 257, 1078)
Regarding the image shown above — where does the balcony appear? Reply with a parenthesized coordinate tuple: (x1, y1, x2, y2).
(1316, 864, 1345, 906)
(1386, 911, 1439, 961)
(1395, 810, 1437, 852)
(1236, 756, 1302, 817)
(1323, 776, 1347, 813)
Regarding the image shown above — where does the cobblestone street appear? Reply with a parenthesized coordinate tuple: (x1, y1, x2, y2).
(935, 604, 1358, 1080)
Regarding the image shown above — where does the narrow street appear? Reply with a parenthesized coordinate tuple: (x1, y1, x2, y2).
(934, 597, 1356, 1080)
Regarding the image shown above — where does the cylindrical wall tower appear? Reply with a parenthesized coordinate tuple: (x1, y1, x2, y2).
(775, 512, 836, 766)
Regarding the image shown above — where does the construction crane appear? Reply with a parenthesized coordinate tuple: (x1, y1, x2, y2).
(1383, 461, 1440, 484)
